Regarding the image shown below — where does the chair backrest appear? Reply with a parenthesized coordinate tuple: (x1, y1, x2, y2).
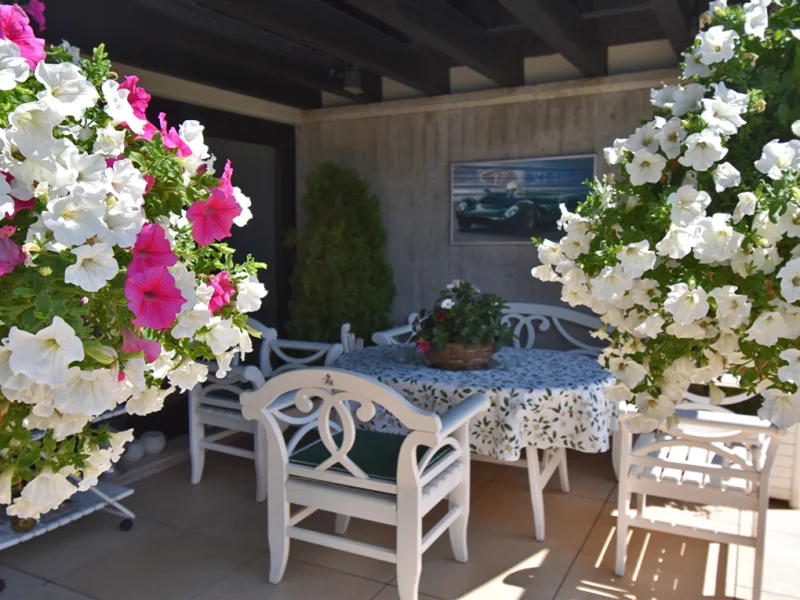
(371, 313, 419, 346)
(240, 368, 443, 487)
(501, 303, 604, 356)
(340, 323, 364, 353)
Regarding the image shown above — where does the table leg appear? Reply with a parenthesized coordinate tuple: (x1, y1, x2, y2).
(525, 448, 546, 542)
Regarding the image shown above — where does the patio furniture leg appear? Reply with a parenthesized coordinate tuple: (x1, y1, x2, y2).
(526, 448, 546, 542)
(753, 470, 770, 599)
(614, 426, 632, 577)
(448, 423, 470, 563)
(396, 492, 422, 600)
(334, 514, 351, 535)
(254, 426, 268, 503)
(611, 430, 621, 481)
(635, 493, 646, 515)
(267, 472, 290, 584)
(557, 447, 570, 493)
(188, 388, 205, 485)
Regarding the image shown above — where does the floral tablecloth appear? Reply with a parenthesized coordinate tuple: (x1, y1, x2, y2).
(336, 346, 616, 461)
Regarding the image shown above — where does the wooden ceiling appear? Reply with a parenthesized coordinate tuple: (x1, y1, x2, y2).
(44, 0, 709, 109)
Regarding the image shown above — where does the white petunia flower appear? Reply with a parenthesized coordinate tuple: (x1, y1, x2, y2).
(733, 192, 757, 223)
(701, 98, 746, 135)
(8, 100, 62, 157)
(7, 317, 84, 386)
(778, 258, 800, 302)
(108, 159, 147, 207)
(78, 448, 115, 491)
(793, 120, 800, 138)
(232, 187, 252, 227)
(755, 140, 797, 180)
(778, 202, 800, 237)
(603, 138, 627, 166)
(682, 51, 711, 79)
(0, 39, 28, 91)
(6, 471, 77, 520)
(103, 203, 145, 248)
(658, 117, 686, 159)
(744, 1, 769, 39)
(656, 224, 697, 259)
(590, 266, 633, 302)
(64, 243, 119, 292)
(167, 263, 197, 312)
(126, 385, 174, 416)
(712, 82, 750, 113)
(679, 129, 728, 172)
(672, 83, 707, 117)
(171, 305, 212, 340)
(712, 162, 741, 192)
(531, 265, 559, 282)
(93, 123, 126, 156)
(202, 317, 241, 355)
(440, 298, 455, 309)
(635, 393, 674, 423)
(693, 213, 744, 263)
(697, 26, 739, 65)
(667, 321, 710, 340)
(168, 359, 209, 392)
(608, 357, 648, 389)
(625, 149, 667, 186)
(668, 185, 711, 226)
(214, 350, 237, 378)
(537, 239, 563, 266)
(634, 313, 665, 338)
(101, 80, 146, 134)
(651, 85, 677, 109)
(665, 283, 710, 324)
(778, 349, 800, 384)
(35, 62, 99, 119)
(631, 278, 660, 309)
(759, 389, 800, 429)
(42, 194, 109, 247)
(752, 245, 783, 275)
(709, 285, 752, 330)
(236, 275, 268, 313)
(53, 368, 117, 416)
(625, 117, 665, 153)
(24, 412, 91, 441)
(616, 240, 657, 277)
(746, 311, 786, 346)
(753, 210, 783, 245)
(560, 230, 594, 260)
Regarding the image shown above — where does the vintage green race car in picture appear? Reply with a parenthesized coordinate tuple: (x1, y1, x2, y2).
(454, 190, 583, 234)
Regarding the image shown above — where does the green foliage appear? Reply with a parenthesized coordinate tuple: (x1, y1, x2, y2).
(414, 281, 512, 350)
(286, 162, 395, 342)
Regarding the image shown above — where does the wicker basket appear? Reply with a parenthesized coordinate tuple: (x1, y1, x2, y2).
(426, 343, 494, 371)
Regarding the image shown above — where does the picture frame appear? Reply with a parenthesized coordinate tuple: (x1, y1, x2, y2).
(449, 154, 597, 245)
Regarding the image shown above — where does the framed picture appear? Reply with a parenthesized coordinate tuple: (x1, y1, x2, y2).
(450, 154, 596, 245)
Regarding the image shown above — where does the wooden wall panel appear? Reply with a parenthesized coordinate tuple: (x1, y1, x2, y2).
(297, 88, 653, 323)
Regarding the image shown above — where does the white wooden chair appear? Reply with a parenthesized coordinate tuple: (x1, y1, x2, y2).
(494, 303, 604, 541)
(615, 394, 784, 599)
(241, 367, 490, 600)
(188, 320, 344, 500)
(340, 323, 364, 353)
(371, 313, 419, 346)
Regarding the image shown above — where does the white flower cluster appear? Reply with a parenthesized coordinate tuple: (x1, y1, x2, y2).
(534, 0, 800, 433)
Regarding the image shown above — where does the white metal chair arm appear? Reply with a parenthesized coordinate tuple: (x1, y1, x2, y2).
(438, 392, 490, 440)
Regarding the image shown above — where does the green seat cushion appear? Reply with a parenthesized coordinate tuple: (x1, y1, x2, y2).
(290, 430, 453, 483)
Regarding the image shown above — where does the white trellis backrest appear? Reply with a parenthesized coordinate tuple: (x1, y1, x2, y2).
(371, 313, 419, 346)
(240, 368, 443, 484)
(340, 323, 364, 353)
(501, 303, 604, 356)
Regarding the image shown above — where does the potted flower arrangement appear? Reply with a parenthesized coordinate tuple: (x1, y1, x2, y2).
(414, 281, 511, 370)
(0, 3, 267, 522)
(532, 1, 800, 432)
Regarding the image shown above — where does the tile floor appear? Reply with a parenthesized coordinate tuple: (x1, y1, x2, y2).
(1, 449, 799, 600)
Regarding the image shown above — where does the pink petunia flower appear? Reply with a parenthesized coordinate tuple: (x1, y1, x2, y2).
(216, 160, 234, 194)
(0, 225, 16, 239)
(0, 238, 24, 276)
(124, 267, 184, 331)
(119, 76, 157, 140)
(157, 113, 192, 158)
(121, 327, 162, 363)
(9, 197, 35, 218)
(186, 188, 241, 247)
(23, 0, 45, 32)
(0, 5, 45, 69)
(143, 174, 155, 194)
(128, 223, 177, 276)
(207, 271, 235, 314)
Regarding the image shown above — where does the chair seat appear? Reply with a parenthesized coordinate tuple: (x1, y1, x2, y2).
(291, 430, 454, 483)
(633, 431, 756, 492)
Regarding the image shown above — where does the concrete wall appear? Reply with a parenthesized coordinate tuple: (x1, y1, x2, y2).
(298, 70, 672, 323)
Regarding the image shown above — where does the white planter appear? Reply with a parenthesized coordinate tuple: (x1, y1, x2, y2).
(771, 424, 800, 508)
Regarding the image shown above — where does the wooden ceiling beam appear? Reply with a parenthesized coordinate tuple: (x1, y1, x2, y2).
(345, 0, 523, 87)
(496, 0, 607, 77)
(650, 0, 692, 58)
(195, 0, 450, 96)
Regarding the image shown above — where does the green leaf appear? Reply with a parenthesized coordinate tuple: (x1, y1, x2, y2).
(18, 449, 40, 470)
(12, 288, 36, 298)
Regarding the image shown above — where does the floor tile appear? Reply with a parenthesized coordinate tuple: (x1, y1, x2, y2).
(0, 512, 161, 580)
(470, 481, 605, 549)
(195, 554, 384, 600)
(734, 531, 800, 598)
(0, 565, 47, 599)
(55, 525, 259, 600)
(290, 511, 397, 583)
(371, 585, 440, 600)
(23, 584, 97, 600)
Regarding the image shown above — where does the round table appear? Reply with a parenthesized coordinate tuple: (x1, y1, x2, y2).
(336, 345, 615, 461)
